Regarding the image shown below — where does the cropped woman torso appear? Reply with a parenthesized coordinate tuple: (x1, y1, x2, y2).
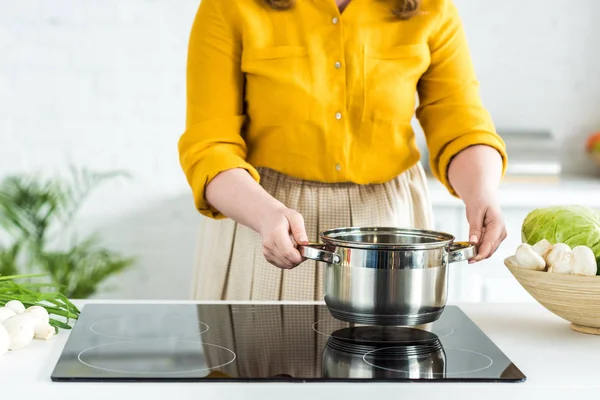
(178, 0, 506, 300)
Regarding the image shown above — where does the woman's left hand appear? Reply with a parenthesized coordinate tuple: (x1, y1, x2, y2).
(464, 194, 507, 263)
(446, 145, 507, 263)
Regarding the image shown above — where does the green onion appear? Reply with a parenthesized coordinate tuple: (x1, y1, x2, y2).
(0, 274, 80, 331)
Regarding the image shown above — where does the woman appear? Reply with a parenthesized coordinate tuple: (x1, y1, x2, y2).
(178, 0, 508, 301)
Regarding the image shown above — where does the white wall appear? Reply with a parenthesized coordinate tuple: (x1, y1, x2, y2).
(1, 0, 600, 299)
(0, 0, 202, 299)
(416, 0, 600, 173)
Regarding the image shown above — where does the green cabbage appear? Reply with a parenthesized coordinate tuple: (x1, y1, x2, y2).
(521, 205, 600, 275)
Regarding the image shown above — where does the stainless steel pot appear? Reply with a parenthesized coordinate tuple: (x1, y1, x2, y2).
(299, 227, 475, 326)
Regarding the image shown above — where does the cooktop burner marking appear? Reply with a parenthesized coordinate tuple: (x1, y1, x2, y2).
(89, 316, 209, 340)
(77, 340, 236, 375)
(362, 347, 493, 376)
(312, 319, 454, 342)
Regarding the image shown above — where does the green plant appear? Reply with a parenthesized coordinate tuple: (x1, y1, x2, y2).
(0, 166, 136, 298)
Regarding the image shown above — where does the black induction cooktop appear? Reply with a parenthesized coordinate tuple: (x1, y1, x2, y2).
(50, 304, 526, 383)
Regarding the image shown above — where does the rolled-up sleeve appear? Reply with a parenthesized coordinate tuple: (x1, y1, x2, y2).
(416, 0, 507, 196)
(178, 0, 260, 219)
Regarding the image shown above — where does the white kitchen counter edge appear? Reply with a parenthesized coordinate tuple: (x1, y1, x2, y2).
(2, 300, 599, 400)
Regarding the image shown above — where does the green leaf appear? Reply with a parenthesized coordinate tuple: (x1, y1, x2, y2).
(49, 318, 73, 330)
(0, 274, 81, 330)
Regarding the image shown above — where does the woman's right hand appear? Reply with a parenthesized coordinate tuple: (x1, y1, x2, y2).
(204, 168, 309, 269)
(258, 205, 309, 269)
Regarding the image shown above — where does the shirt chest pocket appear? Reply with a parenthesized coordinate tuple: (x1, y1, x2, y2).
(242, 46, 312, 125)
(362, 44, 431, 122)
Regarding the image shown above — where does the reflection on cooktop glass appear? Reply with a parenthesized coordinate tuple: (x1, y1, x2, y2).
(51, 304, 526, 382)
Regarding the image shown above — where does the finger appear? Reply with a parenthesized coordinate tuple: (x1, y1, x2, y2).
(469, 234, 489, 263)
(274, 228, 303, 266)
(471, 235, 492, 262)
(467, 209, 485, 245)
(263, 247, 294, 269)
(481, 209, 506, 259)
(273, 253, 294, 269)
(285, 211, 308, 245)
(273, 256, 294, 269)
(476, 221, 504, 261)
(486, 227, 507, 259)
(486, 230, 504, 259)
(263, 239, 294, 269)
(275, 242, 303, 266)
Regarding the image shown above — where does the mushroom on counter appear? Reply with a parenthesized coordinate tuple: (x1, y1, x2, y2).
(2, 315, 36, 350)
(0, 307, 17, 324)
(4, 300, 26, 315)
(25, 306, 50, 324)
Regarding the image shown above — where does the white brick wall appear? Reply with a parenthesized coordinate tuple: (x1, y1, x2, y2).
(1, 0, 600, 299)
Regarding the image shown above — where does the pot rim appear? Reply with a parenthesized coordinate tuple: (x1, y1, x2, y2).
(319, 227, 456, 250)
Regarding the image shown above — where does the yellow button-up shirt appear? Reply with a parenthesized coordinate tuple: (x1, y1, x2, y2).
(178, 0, 507, 218)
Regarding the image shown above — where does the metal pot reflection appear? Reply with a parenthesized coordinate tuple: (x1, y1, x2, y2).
(321, 326, 446, 379)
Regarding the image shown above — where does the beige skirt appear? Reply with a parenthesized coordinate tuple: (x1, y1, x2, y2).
(191, 163, 434, 301)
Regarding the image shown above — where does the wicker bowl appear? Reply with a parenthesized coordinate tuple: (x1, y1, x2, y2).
(505, 258, 600, 335)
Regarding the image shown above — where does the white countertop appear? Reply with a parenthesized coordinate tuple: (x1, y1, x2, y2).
(1, 300, 599, 400)
(427, 174, 600, 207)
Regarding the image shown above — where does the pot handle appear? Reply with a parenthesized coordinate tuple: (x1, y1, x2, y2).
(449, 242, 476, 263)
(298, 244, 341, 264)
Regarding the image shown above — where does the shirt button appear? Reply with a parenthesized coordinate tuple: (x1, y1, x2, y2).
(332, 17, 339, 24)
(334, 61, 342, 69)
(335, 164, 342, 171)
(335, 112, 342, 120)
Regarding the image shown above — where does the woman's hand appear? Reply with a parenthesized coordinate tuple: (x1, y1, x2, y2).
(205, 168, 309, 269)
(447, 145, 506, 262)
(258, 205, 309, 269)
(463, 193, 507, 262)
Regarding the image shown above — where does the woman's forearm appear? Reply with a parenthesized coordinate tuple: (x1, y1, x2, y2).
(447, 145, 503, 203)
(205, 168, 284, 232)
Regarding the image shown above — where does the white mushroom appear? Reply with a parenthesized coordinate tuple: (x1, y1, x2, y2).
(4, 300, 26, 315)
(548, 256, 574, 274)
(0, 324, 9, 356)
(544, 243, 572, 268)
(571, 246, 597, 276)
(2, 315, 36, 350)
(25, 306, 50, 324)
(0, 307, 17, 324)
(21, 307, 54, 340)
(33, 323, 56, 340)
(532, 239, 552, 257)
(515, 243, 546, 270)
